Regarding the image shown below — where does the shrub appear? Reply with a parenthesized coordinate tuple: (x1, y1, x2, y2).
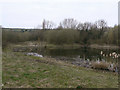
(44, 30, 79, 45)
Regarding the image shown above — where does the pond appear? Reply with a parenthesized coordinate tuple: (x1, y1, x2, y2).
(37, 47, 119, 64)
(13, 46, 119, 71)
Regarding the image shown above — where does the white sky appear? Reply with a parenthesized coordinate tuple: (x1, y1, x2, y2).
(0, 0, 119, 28)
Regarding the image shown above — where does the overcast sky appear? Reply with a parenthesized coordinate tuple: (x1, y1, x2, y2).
(0, 0, 119, 28)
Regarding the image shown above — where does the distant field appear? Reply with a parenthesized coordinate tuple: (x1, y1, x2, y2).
(2, 28, 40, 32)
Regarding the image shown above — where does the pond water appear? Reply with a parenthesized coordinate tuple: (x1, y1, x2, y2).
(37, 47, 119, 64)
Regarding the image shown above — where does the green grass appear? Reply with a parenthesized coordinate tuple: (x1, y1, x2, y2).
(15, 41, 119, 50)
(2, 46, 118, 88)
(20, 41, 83, 49)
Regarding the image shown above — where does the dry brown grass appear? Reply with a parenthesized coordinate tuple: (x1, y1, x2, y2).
(91, 61, 110, 70)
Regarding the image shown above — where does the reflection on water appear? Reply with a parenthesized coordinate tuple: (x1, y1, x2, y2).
(38, 47, 119, 64)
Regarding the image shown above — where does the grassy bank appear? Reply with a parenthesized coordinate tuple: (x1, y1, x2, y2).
(15, 41, 119, 50)
(2, 45, 118, 88)
(89, 44, 119, 50)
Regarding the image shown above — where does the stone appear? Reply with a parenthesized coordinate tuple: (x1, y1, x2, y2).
(27, 53, 43, 57)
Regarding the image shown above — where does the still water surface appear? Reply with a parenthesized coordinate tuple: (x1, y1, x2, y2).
(37, 47, 119, 64)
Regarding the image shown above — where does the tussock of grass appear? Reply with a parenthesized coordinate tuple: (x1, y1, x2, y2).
(91, 61, 118, 72)
(91, 62, 109, 70)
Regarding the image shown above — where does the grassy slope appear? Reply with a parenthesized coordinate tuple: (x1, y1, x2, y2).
(2, 48, 118, 88)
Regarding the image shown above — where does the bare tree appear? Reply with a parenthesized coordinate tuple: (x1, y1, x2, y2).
(57, 22, 63, 29)
(76, 23, 84, 30)
(42, 19, 55, 30)
(42, 19, 45, 30)
(46, 21, 55, 29)
(90, 23, 98, 30)
(77, 22, 93, 31)
(60, 18, 78, 29)
(83, 22, 92, 31)
(95, 20, 107, 30)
